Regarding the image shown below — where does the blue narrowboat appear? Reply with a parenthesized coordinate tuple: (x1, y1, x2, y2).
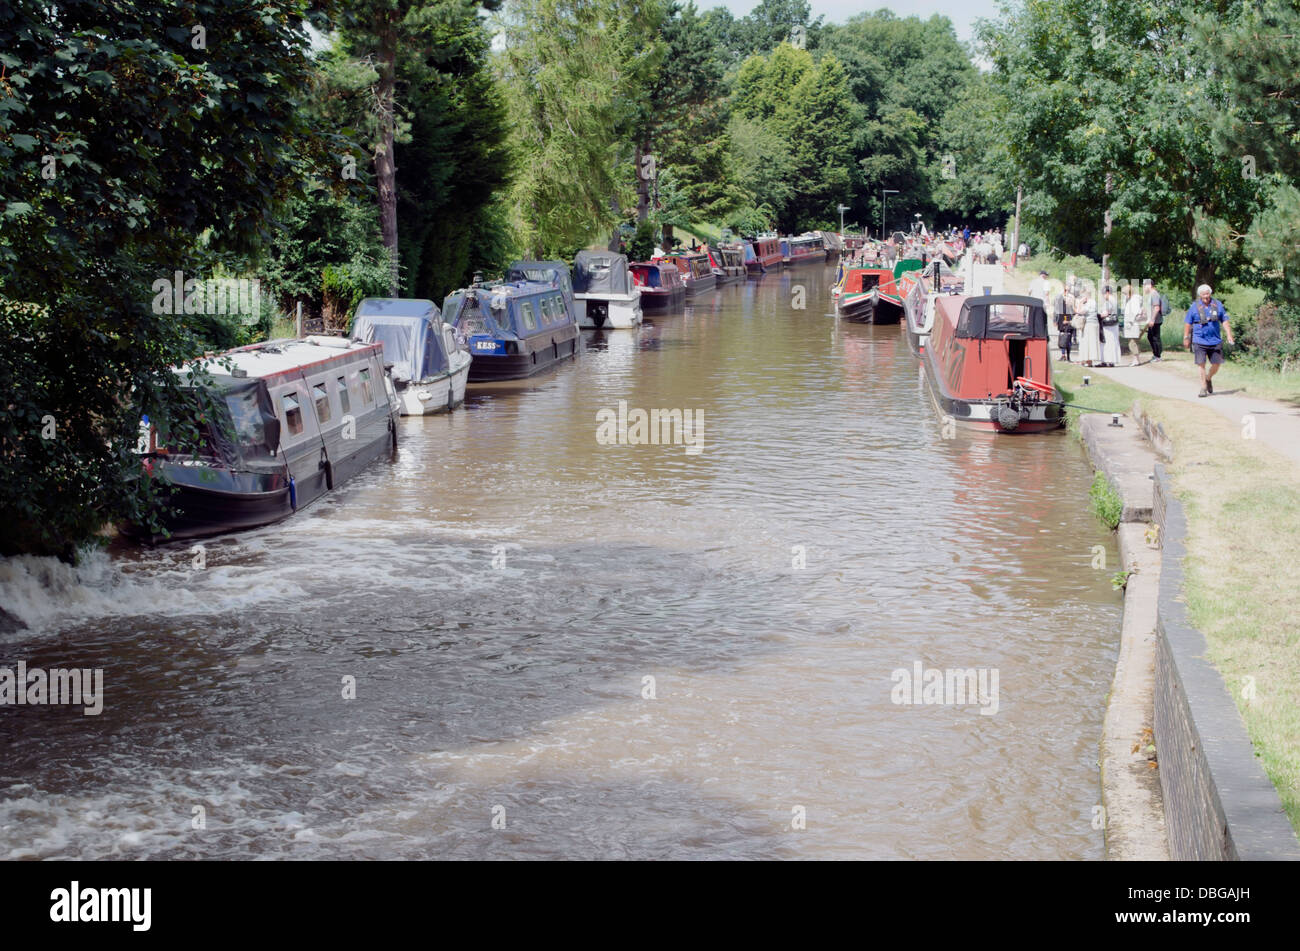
(444, 277, 580, 382)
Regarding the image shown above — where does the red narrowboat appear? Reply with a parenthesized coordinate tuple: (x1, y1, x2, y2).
(630, 261, 686, 311)
(921, 294, 1066, 433)
(744, 236, 784, 275)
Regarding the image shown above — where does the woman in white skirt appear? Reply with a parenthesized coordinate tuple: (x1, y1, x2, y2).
(1075, 286, 1101, 366)
(1099, 288, 1122, 366)
(1122, 286, 1145, 366)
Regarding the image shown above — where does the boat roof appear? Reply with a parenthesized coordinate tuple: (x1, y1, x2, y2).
(176, 337, 383, 387)
(937, 294, 1050, 339)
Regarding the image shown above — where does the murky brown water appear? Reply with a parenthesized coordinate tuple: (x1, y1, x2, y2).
(0, 265, 1120, 859)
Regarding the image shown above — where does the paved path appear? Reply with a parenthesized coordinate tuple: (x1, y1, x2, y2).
(1091, 362, 1300, 467)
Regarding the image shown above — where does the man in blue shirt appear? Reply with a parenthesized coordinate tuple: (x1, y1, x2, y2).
(1183, 283, 1235, 397)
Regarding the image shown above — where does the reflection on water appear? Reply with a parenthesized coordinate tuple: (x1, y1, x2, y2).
(0, 264, 1120, 859)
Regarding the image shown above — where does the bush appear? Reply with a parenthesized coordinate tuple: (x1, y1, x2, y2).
(1240, 302, 1300, 371)
(627, 221, 656, 262)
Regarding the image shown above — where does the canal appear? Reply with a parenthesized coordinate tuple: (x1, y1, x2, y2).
(0, 264, 1121, 859)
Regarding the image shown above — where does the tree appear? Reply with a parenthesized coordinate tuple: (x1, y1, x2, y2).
(1197, 0, 1300, 332)
(0, 0, 333, 557)
(731, 43, 853, 231)
(393, 1, 515, 300)
(639, 2, 740, 233)
(497, 0, 664, 258)
(981, 0, 1265, 290)
(821, 10, 977, 236)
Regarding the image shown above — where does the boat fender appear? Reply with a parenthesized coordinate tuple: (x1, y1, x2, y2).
(289, 475, 297, 511)
(996, 403, 1021, 431)
(447, 384, 455, 412)
(319, 447, 334, 490)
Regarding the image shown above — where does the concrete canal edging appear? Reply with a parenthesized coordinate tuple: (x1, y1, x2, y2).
(1081, 406, 1300, 860)
(1079, 412, 1167, 860)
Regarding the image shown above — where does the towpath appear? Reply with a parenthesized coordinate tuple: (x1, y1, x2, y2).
(1002, 263, 1300, 467)
(1089, 363, 1300, 468)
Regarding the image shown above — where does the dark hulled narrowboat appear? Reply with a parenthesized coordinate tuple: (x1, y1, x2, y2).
(664, 250, 716, 296)
(710, 244, 747, 284)
(136, 336, 400, 541)
(744, 236, 783, 275)
(781, 233, 827, 266)
(444, 278, 580, 382)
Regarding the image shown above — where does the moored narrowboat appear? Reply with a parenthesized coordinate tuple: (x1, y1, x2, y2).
(444, 278, 580, 382)
(835, 266, 886, 322)
(573, 249, 643, 329)
(744, 235, 784, 275)
(710, 244, 747, 284)
(135, 336, 400, 541)
(922, 294, 1066, 433)
(664, 250, 716, 296)
(630, 260, 686, 311)
(781, 233, 827, 266)
(350, 298, 471, 415)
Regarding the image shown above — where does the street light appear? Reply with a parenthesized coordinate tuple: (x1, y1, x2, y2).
(837, 202, 850, 235)
(880, 189, 898, 239)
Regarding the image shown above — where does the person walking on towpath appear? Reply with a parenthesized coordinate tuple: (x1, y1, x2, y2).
(1183, 284, 1235, 397)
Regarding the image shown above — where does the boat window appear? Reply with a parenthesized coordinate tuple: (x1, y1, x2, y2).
(539, 296, 552, 324)
(312, 381, 330, 423)
(223, 387, 271, 458)
(520, 301, 537, 331)
(337, 375, 350, 414)
(282, 392, 304, 436)
(359, 367, 374, 404)
(461, 301, 490, 335)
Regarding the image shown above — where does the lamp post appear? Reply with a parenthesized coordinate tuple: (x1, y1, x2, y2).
(880, 189, 898, 239)
(837, 202, 850, 235)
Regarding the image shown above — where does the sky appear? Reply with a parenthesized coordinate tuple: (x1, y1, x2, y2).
(719, 1, 1004, 46)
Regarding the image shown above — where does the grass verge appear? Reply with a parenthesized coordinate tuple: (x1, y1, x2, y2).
(1144, 398, 1300, 834)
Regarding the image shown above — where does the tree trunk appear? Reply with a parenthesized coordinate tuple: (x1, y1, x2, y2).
(608, 195, 622, 252)
(375, 11, 399, 296)
(636, 141, 650, 223)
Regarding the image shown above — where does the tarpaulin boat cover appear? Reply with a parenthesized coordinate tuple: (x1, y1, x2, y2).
(957, 295, 1050, 340)
(350, 298, 450, 383)
(573, 250, 633, 296)
(508, 260, 573, 298)
(170, 370, 279, 468)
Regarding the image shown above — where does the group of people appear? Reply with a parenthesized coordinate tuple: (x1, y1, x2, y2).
(1030, 272, 1165, 368)
(1028, 271, 1235, 397)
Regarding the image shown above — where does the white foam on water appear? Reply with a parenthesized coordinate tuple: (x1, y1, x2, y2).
(0, 546, 307, 641)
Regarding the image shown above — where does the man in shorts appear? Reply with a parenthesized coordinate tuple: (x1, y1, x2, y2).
(1183, 284, 1235, 397)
